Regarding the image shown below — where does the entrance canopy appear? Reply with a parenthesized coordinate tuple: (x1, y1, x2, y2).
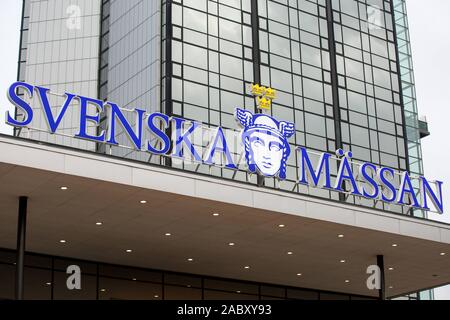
(0, 135, 449, 298)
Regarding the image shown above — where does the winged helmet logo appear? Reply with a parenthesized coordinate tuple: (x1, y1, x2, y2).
(235, 108, 295, 180)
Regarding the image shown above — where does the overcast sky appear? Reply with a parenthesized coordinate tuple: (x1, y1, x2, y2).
(406, 0, 450, 300)
(0, 0, 448, 299)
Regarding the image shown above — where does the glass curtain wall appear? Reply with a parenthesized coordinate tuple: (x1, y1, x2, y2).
(331, 0, 408, 214)
(98, 0, 162, 163)
(162, 0, 412, 214)
(16, 0, 101, 151)
(392, 0, 425, 218)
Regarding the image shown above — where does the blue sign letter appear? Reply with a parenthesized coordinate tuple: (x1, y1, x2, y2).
(360, 163, 380, 199)
(36, 86, 76, 133)
(204, 127, 237, 169)
(171, 117, 202, 162)
(420, 178, 444, 214)
(106, 102, 145, 150)
(378, 167, 397, 203)
(75, 96, 105, 142)
(6, 82, 34, 127)
(397, 171, 420, 208)
(147, 112, 171, 155)
(335, 152, 361, 195)
(297, 147, 332, 189)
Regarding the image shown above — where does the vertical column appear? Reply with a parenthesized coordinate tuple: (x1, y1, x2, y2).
(250, 0, 261, 87)
(15, 196, 28, 300)
(97, 0, 111, 155)
(377, 255, 386, 300)
(325, 0, 343, 152)
(50, 258, 54, 300)
(250, 0, 264, 187)
(325, 0, 346, 202)
(96, 263, 100, 300)
(162, 272, 166, 300)
(164, 0, 173, 167)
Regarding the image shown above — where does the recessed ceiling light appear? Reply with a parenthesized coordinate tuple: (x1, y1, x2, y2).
(100, 289, 106, 292)
(287, 251, 293, 255)
(59, 240, 66, 243)
(229, 242, 235, 246)
(244, 266, 250, 269)
(154, 295, 159, 298)
(392, 244, 398, 247)
(60, 186, 68, 190)
(345, 280, 350, 283)
(213, 213, 220, 216)
(338, 234, 344, 238)
(187, 258, 194, 262)
(126, 249, 133, 253)
(165, 233, 172, 236)
(236, 290, 241, 293)
(389, 286, 394, 289)
(96, 222, 103, 226)
(140, 200, 147, 204)
(440, 252, 446, 256)
(340, 259, 346, 263)
(132, 278, 137, 281)
(46, 282, 52, 286)
(388, 267, 394, 271)
(296, 273, 302, 277)
(278, 224, 285, 228)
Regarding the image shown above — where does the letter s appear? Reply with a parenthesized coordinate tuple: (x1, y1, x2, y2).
(6, 82, 34, 127)
(147, 112, 171, 155)
(378, 167, 397, 203)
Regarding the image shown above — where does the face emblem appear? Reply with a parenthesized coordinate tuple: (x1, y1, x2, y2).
(235, 108, 295, 180)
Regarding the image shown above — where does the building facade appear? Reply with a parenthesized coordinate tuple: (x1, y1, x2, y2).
(17, 0, 424, 215)
(1, 0, 448, 300)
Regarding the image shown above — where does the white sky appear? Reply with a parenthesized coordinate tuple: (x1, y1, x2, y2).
(0, 0, 20, 135)
(0, 0, 448, 299)
(407, 0, 450, 300)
